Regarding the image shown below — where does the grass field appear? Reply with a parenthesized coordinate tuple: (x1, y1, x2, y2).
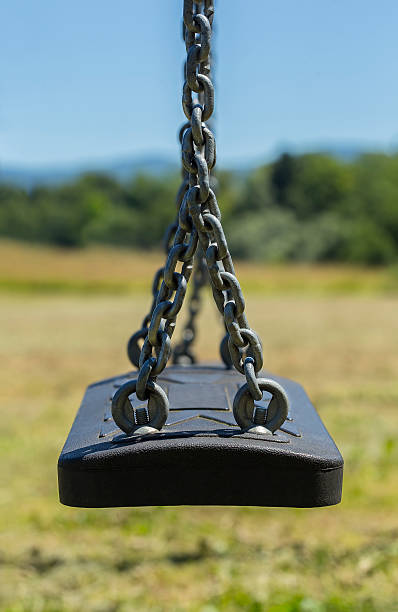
(2, 240, 398, 295)
(0, 241, 397, 611)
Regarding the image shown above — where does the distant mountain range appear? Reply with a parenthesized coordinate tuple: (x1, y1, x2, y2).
(0, 155, 179, 190)
(0, 142, 393, 189)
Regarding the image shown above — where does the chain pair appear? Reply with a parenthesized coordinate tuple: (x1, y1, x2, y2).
(113, 0, 289, 437)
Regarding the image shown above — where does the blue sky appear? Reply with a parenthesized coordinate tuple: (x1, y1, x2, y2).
(1, 1, 397, 167)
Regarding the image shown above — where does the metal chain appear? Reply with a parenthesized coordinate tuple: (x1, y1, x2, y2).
(127, 142, 189, 368)
(172, 0, 214, 365)
(127, 3, 207, 369)
(112, 0, 291, 436)
(131, 0, 266, 408)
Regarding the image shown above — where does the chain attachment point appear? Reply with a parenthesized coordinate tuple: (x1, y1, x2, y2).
(112, 379, 169, 436)
(233, 376, 289, 435)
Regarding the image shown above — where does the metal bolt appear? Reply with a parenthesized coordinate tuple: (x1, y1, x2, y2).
(253, 405, 267, 426)
(135, 406, 149, 426)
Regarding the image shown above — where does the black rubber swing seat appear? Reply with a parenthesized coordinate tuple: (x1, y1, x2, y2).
(58, 364, 343, 508)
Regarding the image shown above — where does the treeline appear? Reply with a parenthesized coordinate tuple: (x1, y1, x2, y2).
(1, 152, 398, 264)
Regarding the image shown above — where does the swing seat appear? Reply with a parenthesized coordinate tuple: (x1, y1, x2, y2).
(58, 365, 343, 508)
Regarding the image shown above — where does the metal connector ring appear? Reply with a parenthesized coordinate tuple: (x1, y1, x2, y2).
(233, 378, 289, 434)
(112, 379, 169, 436)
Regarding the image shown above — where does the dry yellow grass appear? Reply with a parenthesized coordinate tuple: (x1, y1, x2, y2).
(0, 243, 397, 611)
(1, 239, 397, 295)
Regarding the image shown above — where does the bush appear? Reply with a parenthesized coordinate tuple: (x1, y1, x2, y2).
(1, 152, 398, 264)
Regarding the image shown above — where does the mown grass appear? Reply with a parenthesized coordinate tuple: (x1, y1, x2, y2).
(0, 242, 397, 611)
(2, 239, 398, 295)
